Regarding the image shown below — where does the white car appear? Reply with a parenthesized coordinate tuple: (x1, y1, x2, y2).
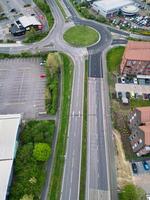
(121, 77, 125, 84)
(133, 78, 138, 84)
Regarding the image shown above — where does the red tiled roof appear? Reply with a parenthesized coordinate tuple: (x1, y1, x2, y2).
(120, 41, 150, 74)
(139, 125, 150, 145)
(136, 107, 150, 123)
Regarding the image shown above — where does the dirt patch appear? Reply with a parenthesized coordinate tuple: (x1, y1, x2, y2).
(114, 129, 133, 188)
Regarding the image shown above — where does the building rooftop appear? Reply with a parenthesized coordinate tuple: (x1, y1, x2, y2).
(93, 0, 133, 12)
(0, 114, 21, 200)
(0, 114, 21, 160)
(136, 107, 150, 123)
(0, 160, 13, 200)
(120, 41, 150, 75)
(18, 16, 41, 28)
(139, 125, 150, 145)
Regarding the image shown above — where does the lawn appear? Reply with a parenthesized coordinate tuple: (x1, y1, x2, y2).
(63, 25, 99, 47)
(48, 53, 73, 200)
(107, 46, 125, 72)
(10, 120, 55, 200)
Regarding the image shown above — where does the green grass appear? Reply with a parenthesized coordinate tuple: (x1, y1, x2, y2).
(33, 0, 54, 28)
(48, 53, 73, 200)
(130, 98, 150, 110)
(63, 25, 99, 47)
(24, 31, 48, 43)
(79, 60, 88, 200)
(10, 120, 55, 200)
(107, 46, 125, 72)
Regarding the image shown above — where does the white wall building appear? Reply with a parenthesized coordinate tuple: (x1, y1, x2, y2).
(0, 114, 21, 200)
(92, 0, 134, 17)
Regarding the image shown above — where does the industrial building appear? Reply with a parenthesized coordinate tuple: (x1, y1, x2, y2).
(92, 0, 135, 17)
(10, 15, 42, 36)
(0, 114, 21, 200)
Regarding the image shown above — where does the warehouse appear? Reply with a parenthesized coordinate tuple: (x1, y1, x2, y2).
(92, 0, 134, 17)
(0, 114, 21, 200)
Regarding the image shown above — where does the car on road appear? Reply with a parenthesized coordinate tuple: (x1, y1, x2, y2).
(142, 160, 150, 170)
(40, 74, 46, 78)
(132, 162, 138, 174)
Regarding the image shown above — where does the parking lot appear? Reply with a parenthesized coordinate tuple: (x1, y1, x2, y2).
(132, 160, 150, 193)
(0, 58, 46, 119)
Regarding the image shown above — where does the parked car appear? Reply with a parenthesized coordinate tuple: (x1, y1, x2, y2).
(133, 78, 138, 84)
(142, 160, 150, 170)
(40, 74, 46, 78)
(121, 77, 125, 84)
(132, 162, 138, 173)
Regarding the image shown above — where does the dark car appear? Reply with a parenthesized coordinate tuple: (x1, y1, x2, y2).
(142, 160, 149, 170)
(132, 163, 138, 174)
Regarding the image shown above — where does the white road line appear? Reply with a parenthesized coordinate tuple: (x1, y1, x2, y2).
(69, 187, 72, 200)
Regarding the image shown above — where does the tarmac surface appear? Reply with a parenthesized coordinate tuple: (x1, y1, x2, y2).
(0, 58, 46, 119)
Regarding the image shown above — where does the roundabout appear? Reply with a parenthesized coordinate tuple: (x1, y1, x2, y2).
(63, 25, 100, 47)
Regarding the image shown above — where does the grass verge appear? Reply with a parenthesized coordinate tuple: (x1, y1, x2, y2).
(48, 53, 73, 200)
(79, 60, 88, 200)
(64, 25, 99, 47)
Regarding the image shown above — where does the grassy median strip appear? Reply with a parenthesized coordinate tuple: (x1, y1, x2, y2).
(48, 53, 73, 200)
(55, 0, 67, 19)
(79, 60, 88, 200)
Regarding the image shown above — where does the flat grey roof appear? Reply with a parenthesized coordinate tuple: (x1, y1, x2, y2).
(0, 114, 21, 200)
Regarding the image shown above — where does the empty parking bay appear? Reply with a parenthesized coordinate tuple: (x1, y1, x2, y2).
(0, 58, 46, 119)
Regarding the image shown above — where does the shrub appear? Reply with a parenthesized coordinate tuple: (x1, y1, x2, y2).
(33, 143, 51, 161)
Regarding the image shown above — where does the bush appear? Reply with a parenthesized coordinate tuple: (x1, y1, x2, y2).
(33, 143, 51, 161)
(119, 184, 146, 200)
(9, 120, 55, 200)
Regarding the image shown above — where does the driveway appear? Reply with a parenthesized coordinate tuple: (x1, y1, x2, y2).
(132, 160, 150, 193)
(0, 57, 46, 119)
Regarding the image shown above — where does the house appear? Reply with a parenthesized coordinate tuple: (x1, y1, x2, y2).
(115, 41, 150, 101)
(120, 41, 150, 76)
(92, 0, 134, 17)
(0, 114, 21, 200)
(128, 107, 150, 156)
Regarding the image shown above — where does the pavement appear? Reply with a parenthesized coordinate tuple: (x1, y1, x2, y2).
(0, 58, 46, 119)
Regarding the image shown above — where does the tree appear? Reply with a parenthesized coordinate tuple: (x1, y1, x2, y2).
(20, 194, 34, 200)
(46, 53, 61, 75)
(119, 184, 146, 200)
(33, 143, 51, 161)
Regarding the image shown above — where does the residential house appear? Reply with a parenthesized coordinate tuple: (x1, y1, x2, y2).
(115, 41, 150, 101)
(128, 107, 150, 156)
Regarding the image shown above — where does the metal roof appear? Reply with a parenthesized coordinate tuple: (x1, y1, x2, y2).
(93, 0, 133, 12)
(18, 16, 41, 28)
(0, 114, 21, 200)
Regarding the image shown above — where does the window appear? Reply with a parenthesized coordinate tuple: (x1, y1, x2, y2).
(139, 139, 142, 143)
